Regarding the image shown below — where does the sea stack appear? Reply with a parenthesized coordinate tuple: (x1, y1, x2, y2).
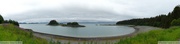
(48, 20, 59, 26)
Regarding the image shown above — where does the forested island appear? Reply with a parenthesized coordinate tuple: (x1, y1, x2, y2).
(116, 5, 180, 28)
(48, 20, 85, 27)
(61, 22, 85, 27)
(47, 20, 59, 25)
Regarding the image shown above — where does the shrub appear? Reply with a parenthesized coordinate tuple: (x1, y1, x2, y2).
(171, 18, 180, 26)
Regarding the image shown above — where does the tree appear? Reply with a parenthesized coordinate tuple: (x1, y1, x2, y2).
(0, 15, 4, 24)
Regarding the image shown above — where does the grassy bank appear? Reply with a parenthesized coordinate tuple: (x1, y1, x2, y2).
(116, 26, 180, 44)
(0, 24, 48, 44)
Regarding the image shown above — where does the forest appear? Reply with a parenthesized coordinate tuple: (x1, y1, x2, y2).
(116, 5, 180, 28)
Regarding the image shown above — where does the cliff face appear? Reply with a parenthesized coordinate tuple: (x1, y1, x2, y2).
(48, 20, 59, 25)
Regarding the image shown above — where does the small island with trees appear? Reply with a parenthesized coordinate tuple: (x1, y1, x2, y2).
(47, 20, 59, 26)
(47, 20, 85, 27)
(61, 22, 85, 27)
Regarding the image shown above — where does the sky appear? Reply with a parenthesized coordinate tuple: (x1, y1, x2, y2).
(0, 0, 180, 22)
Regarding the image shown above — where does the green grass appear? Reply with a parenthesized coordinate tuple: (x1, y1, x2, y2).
(0, 24, 48, 44)
(116, 26, 180, 44)
(2, 24, 180, 44)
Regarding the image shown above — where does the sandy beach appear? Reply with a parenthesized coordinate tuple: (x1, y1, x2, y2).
(22, 25, 160, 44)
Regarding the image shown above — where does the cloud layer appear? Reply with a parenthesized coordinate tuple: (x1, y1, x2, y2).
(1, 0, 180, 22)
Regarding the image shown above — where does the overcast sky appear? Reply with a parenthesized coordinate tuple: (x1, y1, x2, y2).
(0, 0, 180, 22)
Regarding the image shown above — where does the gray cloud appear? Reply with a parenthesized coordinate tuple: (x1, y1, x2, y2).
(2, 0, 180, 22)
(7, 6, 134, 22)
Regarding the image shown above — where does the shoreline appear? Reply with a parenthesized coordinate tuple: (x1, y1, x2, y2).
(19, 25, 160, 44)
(32, 28, 137, 40)
(20, 25, 159, 40)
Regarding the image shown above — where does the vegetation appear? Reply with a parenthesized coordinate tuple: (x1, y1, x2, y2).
(48, 20, 59, 25)
(116, 26, 180, 44)
(0, 24, 48, 44)
(4, 19, 19, 26)
(0, 15, 19, 26)
(0, 15, 4, 24)
(116, 5, 180, 28)
(171, 18, 180, 26)
(115, 5, 180, 44)
(67, 22, 79, 25)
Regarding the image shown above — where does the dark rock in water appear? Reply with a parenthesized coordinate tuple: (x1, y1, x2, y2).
(48, 20, 59, 26)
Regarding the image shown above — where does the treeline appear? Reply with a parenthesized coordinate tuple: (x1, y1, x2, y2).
(116, 5, 180, 28)
(0, 15, 19, 26)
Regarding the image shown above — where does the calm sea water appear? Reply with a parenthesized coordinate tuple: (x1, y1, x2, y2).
(20, 24, 135, 38)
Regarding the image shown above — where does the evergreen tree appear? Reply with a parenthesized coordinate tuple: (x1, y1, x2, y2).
(171, 5, 180, 19)
(0, 15, 4, 24)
